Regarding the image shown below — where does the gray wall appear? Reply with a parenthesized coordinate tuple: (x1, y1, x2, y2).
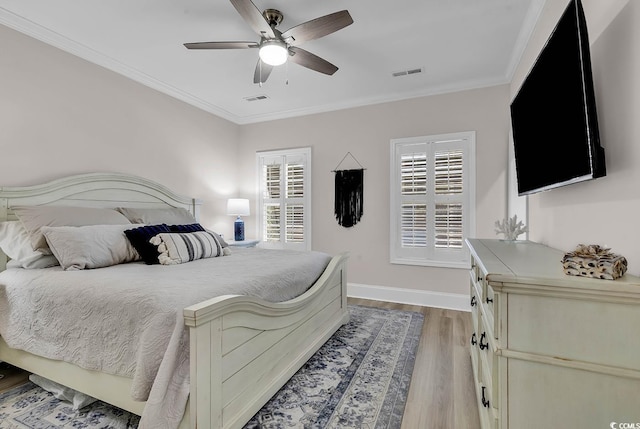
(0, 24, 240, 235)
(237, 86, 511, 295)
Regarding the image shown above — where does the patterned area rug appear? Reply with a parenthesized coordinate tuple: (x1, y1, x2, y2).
(0, 305, 423, 429)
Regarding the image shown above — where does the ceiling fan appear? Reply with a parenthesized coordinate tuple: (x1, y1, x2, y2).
(184, 0, 353, 84)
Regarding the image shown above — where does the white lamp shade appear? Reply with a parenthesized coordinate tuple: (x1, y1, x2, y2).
(259, 41, 288, 66)
(227, 198, 250, 216)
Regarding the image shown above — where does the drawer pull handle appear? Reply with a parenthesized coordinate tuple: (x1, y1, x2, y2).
(481, 386, 490, 408)
(471, 332, 477, 346)
(471, 296, 477, 307)
(479, 332, 488, 350)
(486, 296, 493, 304)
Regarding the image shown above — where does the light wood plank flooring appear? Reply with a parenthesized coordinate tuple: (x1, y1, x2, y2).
(0, 361, 29, 393)
(348, 298, 481, 429)
(1, 299, 480, 428)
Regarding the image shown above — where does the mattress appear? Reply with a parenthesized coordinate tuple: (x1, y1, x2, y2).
(0, 247, 331, 429)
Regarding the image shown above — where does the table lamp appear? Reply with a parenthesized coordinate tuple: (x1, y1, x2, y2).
(227, 198, 250, 241)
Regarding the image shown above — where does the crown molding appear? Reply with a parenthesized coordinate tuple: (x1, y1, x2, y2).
(1, 5, 534, 126)
(0, 8, 239, 123)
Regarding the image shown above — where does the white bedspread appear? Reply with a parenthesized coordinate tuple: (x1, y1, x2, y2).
(0, 247, 331, 429)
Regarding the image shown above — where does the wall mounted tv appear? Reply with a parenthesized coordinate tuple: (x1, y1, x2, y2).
(510, 0, 605, 196)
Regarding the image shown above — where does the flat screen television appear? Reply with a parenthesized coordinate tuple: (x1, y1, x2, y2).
(510, 0, 605, 196)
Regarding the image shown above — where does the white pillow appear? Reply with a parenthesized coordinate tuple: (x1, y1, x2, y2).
(29, 374, 97, 410)
(149, 231, 230, 265)
(116, 207, 197, 225)
(11, 205, 131, 254)
(41, 224, 142, 271)
(0, 221, 59, 269)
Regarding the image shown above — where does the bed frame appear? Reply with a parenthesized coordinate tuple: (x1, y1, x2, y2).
(0, 172, 350, 429)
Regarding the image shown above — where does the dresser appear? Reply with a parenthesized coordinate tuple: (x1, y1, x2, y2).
(466, 239, 640, 429)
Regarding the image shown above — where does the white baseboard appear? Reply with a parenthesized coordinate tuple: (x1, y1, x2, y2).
(348, 283, 470, 312)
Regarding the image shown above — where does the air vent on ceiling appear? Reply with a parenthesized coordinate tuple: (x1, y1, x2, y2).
(243, 95, 269, 102)
(392, 67, 424, 78)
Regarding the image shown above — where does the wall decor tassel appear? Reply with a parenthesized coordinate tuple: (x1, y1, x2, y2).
(334, 168, 364, 227)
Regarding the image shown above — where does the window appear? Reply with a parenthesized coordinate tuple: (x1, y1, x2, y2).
(390, 132, 475, 268)
(257, 147, 311, 251)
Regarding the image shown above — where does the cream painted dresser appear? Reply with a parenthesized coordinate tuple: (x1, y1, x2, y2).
(466, 239, 640, 429)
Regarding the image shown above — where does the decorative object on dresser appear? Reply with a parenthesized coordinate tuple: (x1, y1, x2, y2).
(562, 243, 628, 280)
(227, 198, 250, 241)
(466, 238, 640, 429)
(493, 214, 527, 241)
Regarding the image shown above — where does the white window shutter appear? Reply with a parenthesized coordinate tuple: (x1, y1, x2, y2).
(257, 148, 311, 251)
(390, 133, 475, 268)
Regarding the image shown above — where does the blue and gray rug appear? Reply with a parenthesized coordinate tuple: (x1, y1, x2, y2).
(0, 305, 423, 429)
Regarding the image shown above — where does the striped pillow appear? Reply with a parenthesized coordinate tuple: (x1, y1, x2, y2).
(149, 231, 230, 265)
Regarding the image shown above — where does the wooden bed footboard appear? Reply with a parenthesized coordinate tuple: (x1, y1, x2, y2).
(183, 252, 350, 429)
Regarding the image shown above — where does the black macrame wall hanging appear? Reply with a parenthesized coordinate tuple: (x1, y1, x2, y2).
(332, 152, 365, 228)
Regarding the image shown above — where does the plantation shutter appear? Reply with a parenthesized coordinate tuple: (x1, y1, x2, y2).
(263, 163, 281, 242)
(390, 132, 475, 268)
(400, 150, 428, 249)
(258, 148, 311, 251)
(434, 149, 464, 249)
(285, 161, 305, 244)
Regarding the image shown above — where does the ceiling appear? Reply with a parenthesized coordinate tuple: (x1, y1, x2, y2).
(0, 0, 544, 124)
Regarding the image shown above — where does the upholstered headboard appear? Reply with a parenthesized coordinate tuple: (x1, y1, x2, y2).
(0, 172, 203, 271)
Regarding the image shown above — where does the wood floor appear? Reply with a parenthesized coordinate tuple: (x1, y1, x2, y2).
(0, 361, 29, 394)
(348, 298, 481, 429)
(1, 299, 480, 428)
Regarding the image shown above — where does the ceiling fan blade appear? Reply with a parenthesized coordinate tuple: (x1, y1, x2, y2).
(288, 47, 338, 75)
(253, 60, 274, 84)
(281, 10, 353, 46)
(184, 41, 259, 49)
(230, 0, 275, 39)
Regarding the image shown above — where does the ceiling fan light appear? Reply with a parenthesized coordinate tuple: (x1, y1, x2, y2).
(259, 41, 288, 66)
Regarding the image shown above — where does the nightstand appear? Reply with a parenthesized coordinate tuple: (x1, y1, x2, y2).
(226, 239, 259, 248)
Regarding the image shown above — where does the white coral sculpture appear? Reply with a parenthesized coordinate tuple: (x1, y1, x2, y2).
(494, 214, 528, 241)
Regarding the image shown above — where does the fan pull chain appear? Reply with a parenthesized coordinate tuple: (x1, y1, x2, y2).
(286, 59, 289, 86)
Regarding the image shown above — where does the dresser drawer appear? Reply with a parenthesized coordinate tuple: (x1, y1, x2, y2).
(470, 263, 484, 303)
(470, 283, 480, 328)
(474, 269, 499, 344)
(478, 312, 499, 407)
(484, 283, 499, 342)
(478, 351, 500, 429)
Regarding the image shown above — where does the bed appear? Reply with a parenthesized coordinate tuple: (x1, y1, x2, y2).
(0, 172, 350, 429)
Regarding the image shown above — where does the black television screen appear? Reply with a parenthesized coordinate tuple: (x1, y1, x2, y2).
(510, 0, 605, 196)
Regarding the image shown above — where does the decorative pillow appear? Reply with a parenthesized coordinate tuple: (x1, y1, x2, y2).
(149, 231, 230, 265)
(11, 205, 131, 254)
(116, 207, 197, 225)
(124, 223, 227, 264)
(41, 224, 141, 271)
(168, 223, 205, 233)
(124, 224, 172, 265)
(205, 229, 229, 249)
(166, 222, 229, 248)
(0, 221, 59, 269)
